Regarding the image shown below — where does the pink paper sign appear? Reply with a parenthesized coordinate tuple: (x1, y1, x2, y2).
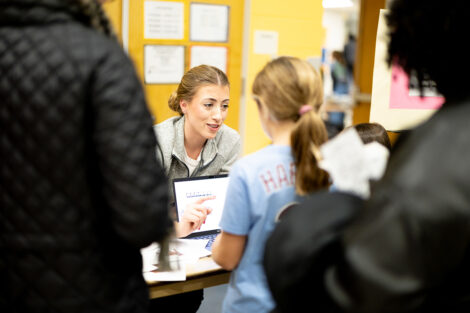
(389, 65, 444, 110)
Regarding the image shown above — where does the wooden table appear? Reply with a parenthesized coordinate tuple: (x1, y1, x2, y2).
(147, 256, 231, 299)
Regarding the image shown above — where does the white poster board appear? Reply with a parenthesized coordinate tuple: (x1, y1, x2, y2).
(190, 46, 228, 73)
(144, 45, 185, 84)
(190, 3, 229, 42)
(144, 1, 184, 40)
(369, 10, 443, 131)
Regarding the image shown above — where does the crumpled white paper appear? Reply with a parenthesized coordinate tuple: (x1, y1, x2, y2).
(319, 128, 390, 198)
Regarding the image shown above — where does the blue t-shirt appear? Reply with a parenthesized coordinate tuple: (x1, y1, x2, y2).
(220, 145, 298, 313)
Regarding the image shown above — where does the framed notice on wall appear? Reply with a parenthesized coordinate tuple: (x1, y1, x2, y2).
(369, 10, 445, 132)
(190, 46, 228, 73)
(144, 1, 184, 40)
(144, 45, 185, 84)
(190, 3, 229, 42)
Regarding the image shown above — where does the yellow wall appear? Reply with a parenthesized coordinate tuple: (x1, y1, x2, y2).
(242, 0, 325, 155)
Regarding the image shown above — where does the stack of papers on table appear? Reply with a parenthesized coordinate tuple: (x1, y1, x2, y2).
(141, 239, 211, 282)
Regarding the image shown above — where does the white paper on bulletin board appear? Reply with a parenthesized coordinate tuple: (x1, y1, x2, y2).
(190, 46, 228, 73)
(144, 45, 185, 84)
(369, 10, 442, 132)
(144, 1, 184, 40)
(190, 3, 229, 42)
(254, 30, 278, 55)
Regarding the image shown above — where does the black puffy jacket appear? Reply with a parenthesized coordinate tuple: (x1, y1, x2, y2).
(0, 1, 171, 312)
(265, 99, 470, 313)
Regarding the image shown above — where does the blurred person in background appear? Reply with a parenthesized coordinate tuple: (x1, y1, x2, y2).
(0, 0, 171, 312)
(331, 51, 350, 95)
(264, 0, 470, 312)
(343, 33, 356, 82)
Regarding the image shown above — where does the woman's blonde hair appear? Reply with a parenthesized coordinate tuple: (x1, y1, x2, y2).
(169, 65, 230, 115)
(252, 56, 329, 195)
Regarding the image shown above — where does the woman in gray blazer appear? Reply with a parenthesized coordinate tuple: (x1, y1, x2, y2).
(154, 65, 241, 238)
(151, 65, 240, 313)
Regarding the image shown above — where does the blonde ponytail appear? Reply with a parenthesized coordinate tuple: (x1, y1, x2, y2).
(253, 56, 329, 195)
(291, 110, 329, 195)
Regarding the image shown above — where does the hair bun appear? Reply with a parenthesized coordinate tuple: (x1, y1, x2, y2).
(168, 91, 182, 114)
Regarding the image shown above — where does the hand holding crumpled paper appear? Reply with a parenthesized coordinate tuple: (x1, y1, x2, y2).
(319, 128, 390, 199)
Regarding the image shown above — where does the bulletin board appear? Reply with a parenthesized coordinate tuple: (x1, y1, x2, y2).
(369, 10, 444, 132)
(127, 0, 244, 130)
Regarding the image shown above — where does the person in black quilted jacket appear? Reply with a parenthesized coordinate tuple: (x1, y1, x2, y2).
(0, 0, 172, 312)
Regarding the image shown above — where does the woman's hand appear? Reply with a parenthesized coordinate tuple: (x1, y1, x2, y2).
(175, 196, 215, 238)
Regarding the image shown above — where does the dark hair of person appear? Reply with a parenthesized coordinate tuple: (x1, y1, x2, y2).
(386, 0, 470, 101)
(332, 51, 346, 66)
(353, 123, 392, 151)
(69, 0, 116, 38)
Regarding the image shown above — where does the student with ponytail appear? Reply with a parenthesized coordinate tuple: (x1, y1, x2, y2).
(212, 56, 329, 313)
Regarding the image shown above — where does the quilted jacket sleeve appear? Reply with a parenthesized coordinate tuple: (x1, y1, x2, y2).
(90, 40, 171, 248)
